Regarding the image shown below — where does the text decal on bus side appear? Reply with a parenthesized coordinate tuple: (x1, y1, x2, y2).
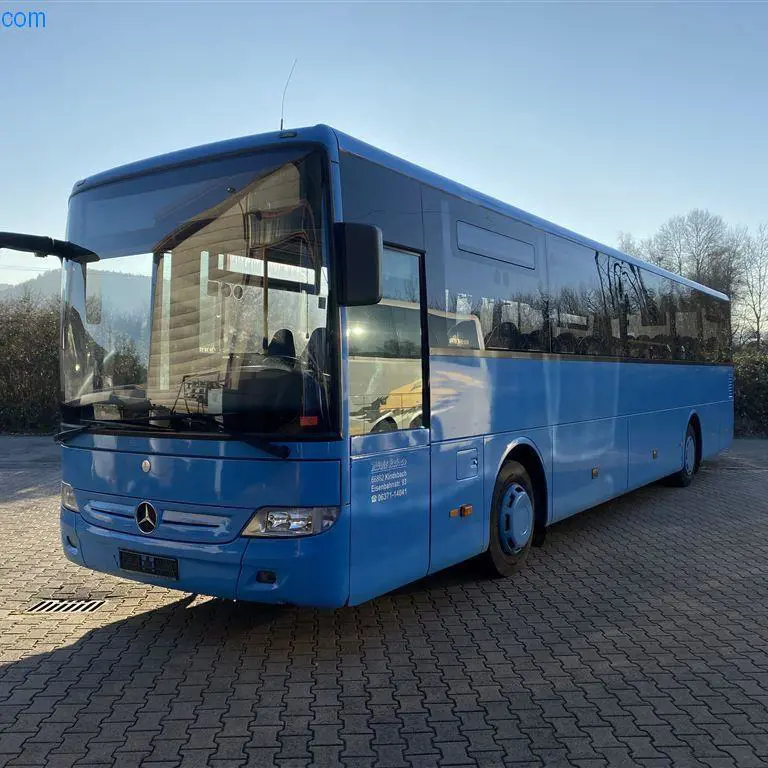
(370, 456, 408, 504)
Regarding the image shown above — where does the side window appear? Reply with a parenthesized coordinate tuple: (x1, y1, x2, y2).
(676, 286, 729, 362)
(435, 257, 547, 353)
(347, 305, 398, 358)
(700, 294, 731, 362)
(548, 237, 616, 356)
(481, 280, 547, 352)
(427, 307, 484, 349)
(620, 277, 731, 363)
(597, 253, 624, 354)
(675, 284, 703, 361)
(347, 248, 425, 435)
(631, 270, 675, 361)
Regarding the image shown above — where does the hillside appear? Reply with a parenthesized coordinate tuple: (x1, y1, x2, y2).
(0, 271, 60, 301)
(0, 270, 151, 317)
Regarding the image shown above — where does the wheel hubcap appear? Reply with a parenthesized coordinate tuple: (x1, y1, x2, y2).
(498, 483, 533, 555)
(684, 434, 695, 475)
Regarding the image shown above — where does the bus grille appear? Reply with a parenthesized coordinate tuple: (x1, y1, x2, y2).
(728, 371, 734, 399)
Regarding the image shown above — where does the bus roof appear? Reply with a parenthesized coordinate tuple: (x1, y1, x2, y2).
(71, 124, 728, 302)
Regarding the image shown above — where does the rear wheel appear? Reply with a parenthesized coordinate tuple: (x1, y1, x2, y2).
(669, 423, 697, 487)
(483, 461, 535, 578)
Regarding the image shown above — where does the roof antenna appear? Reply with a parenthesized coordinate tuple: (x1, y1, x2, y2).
(280, 58, 298, 131)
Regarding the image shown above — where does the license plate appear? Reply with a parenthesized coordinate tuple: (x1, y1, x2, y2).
(119, 549, 178, 580)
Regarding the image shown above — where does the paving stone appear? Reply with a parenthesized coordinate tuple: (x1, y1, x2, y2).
(1, 442, 767, 767)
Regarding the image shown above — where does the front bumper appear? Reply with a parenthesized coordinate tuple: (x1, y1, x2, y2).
(61, 506, 351, 608)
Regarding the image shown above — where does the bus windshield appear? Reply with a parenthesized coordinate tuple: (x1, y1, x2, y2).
(61, 149, 335, 437)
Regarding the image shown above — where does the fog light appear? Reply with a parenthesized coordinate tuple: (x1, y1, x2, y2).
(241, 507, 339, 537)
(61, 482, 79, 513)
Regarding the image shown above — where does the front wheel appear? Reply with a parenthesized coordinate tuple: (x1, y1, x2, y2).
(482, 461, 535, 578)
(669, 423, 697, 487)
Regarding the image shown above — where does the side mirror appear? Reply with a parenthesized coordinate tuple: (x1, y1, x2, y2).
(0, 232, 98, 262)
(335, 223, 382, 307)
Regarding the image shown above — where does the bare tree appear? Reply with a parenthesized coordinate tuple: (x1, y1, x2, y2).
(623, 210, 743, 299)
(682, 209, 728, 284)
(617, 232, 648, 262)
(741, 224, 768, 350)
(647, 214, 688, 275)
(708, 226, 746, 301)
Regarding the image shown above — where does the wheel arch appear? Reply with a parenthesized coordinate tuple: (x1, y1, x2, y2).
(492, 438, 549, 545)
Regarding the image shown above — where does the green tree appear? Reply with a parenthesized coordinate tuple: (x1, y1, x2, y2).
(0, 292, 60, 432)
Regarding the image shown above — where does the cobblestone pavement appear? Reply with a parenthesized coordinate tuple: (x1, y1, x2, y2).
(1, 438, 768, 767)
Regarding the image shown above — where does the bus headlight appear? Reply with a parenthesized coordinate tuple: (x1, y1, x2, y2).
(241, 507, 339, 537)
(61, 482, 79, 513)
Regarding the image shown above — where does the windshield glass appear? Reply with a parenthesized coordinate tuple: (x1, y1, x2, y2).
(62, 149, 335, 437)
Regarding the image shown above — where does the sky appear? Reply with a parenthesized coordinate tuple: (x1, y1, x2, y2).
(1, 1, 767, 285)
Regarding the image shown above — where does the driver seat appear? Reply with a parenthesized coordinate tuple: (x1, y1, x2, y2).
(264, 329, 296, 368)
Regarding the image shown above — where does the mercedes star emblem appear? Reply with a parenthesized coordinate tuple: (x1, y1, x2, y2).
(135, 502, 158, 535)
(141, 459, 151, 473)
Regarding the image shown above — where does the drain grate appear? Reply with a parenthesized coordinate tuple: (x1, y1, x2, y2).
(26, 599, 105, 615)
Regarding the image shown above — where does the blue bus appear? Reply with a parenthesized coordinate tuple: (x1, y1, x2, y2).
(1, 125, 732, 607)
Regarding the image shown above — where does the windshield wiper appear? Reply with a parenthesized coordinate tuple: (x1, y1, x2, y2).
(56, 415, 290, 459)
(54, 418, 177, 443)
(55, 423, 95, 443)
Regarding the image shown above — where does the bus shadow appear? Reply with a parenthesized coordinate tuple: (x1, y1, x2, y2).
(387, 558, 490, 596)
(386, 475, 702, 600)
(0, 595, 293, 762)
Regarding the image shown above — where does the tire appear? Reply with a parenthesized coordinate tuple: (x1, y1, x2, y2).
(482, 461, 535, 578)
(669, 423, 697, 488)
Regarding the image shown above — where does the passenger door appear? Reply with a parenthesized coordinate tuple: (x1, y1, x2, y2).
(347, 247, 431, 604)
